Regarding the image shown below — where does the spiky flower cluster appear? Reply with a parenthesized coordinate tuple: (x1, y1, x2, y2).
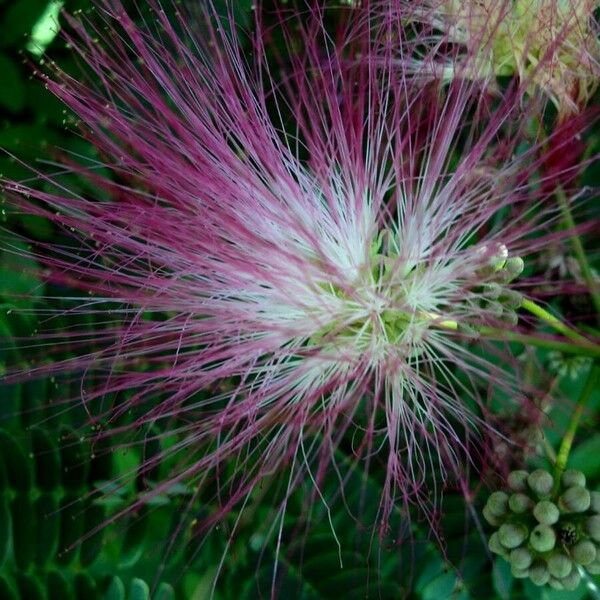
(2, 0, 597, 573)
(407, 0, 600, 115)
(485, 468, 600, 589)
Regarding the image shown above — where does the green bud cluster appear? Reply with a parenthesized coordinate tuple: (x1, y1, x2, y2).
(475, 244, 524, 324)
(484, 469, 600, 590)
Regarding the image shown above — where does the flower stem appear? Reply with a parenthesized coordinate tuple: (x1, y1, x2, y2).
(521, 298, 591, 345)
(478, 327, 600, 358)
(552, 364, 600, 493)
(427, 300, 600, 356)
(555, 187, 600, 319)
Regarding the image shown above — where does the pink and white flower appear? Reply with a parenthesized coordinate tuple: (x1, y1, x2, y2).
(3, 0, 595, 546)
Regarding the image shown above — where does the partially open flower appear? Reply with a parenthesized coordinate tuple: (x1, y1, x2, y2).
(393, 0, 600, 116)
(1, 0, 596, 560)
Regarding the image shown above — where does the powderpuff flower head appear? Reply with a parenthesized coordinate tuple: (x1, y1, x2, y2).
(2, 0, 597, 552)
(397, 0, 600, 116)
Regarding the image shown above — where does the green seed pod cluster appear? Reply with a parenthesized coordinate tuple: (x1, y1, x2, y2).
(484, 468, 600, 590)
(476, 245, 524, 323)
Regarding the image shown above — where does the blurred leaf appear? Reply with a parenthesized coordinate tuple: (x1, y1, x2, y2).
(0, 577, 18, 600)
(103, 577, 125, 600)
(0, 0, 48, 47)
(31, 426, 61, 489)
(492, 559, 513, 600)
(420, 571, 458, 600)
(154, 583, 175, 600)
(0, 430, 31, 491)
(0, 54, 25, 113)
(127, 579, 149, 600)
(0, 495, 10, 567)
(11, 493, 35, 569)
(15, 573, 44, 600)
(47, 570, 74, 600)
(34, 493, 60, 567)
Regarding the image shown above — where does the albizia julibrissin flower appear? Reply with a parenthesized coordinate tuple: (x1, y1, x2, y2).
(390, 0, 600, 116)
(2, 0, 597, 552)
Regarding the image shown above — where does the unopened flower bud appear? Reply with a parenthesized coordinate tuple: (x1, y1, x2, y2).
(533, 500, 560, 525)
(547, 553, 572, 578)
(510, 547, 533, 570)
(509, 493, 533, 514)
(487, 491, 509, 516)
(488, 532, 507, 556)
(590, 491, 600, 513)
(529, 562, 550, 586)
(530, 524, 556, 552)
(499, 309, 519, 326)
(510, 566, 529, 579)
(562, 470, 586, 488)
(548, 578, 564, 590)
(504, 256, 524, 281)
(527, 469, 553, 497)
(587, 558, 600, 575)
(499, 289, 523, 309)
(489, 243, 508, 271)
(499, 523, 528, 549)
(483, 505, 502, 526)
(524, 426, 544, 447)
(507, 470, 528, 492)
(572, 540, 596, 566)
(562, 569, 581, 591)
(457, 322, 480, 339)
(560, 486, 591, 513)
(586, 515, 600, 542)
(482, 283, 502, 299)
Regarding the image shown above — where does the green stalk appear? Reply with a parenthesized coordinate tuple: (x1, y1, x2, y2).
(521, 298, 592, 345)
(429, 299, 600, 357)
(555, 187, 600, 319)
(478, 327, 600, 358)
(552, 365, 600, 493)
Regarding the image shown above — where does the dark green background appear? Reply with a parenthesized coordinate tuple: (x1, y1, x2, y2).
(1, 1, 600, 599)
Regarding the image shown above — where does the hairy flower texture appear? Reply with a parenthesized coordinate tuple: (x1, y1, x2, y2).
(1, 0, 596, 553)
(393, 0, 600, 116)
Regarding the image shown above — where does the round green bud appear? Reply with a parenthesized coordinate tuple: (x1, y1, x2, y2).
(587, 558, 600, 575)
(507, 470, 529, 492)
(590, 491, 600, 513)
(509, 493, 533, 514)
(587, 515, 600, 542)
(489, 244, 508, 271)
(533, 500, 560, 525)
(500, 289, 523, 309)
(548, 578, 564, 590)
(562, 470, 586, 488)
(547, 553, 572, 578)
(510, 547, 533, 570)
(483, 505, 502, 527)
(529, 562, 550, 586)
(562, 569, 581, 591)
(483, 283, 501, 300)
(510, 565, 529, 579)
(504, 256, 524, 281)
(499, 309, 519, 326)
(488, 532, 506, 556)
(487, 491, 509, 516)
(498, 523, 528, 549)
(524, 426, 543, 446)
(572, 540, 596, 566)
(527, 469, 553, 497)
(530, 524, 556, 552)
(560, 486, 591, 513)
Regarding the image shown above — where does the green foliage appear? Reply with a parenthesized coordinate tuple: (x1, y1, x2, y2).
(0, 1, 599, 599)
